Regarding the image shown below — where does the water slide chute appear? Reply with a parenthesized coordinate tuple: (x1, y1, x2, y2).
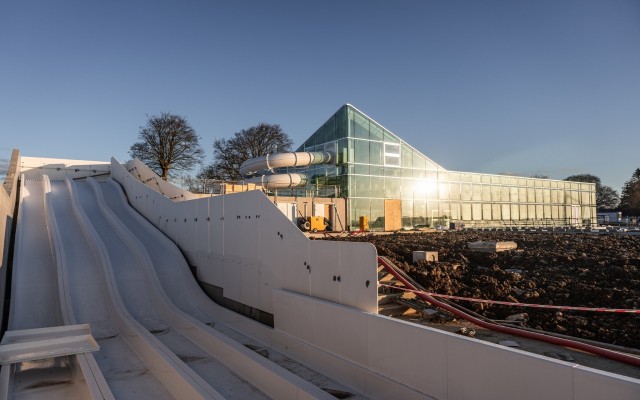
(240, 151, 334, 189)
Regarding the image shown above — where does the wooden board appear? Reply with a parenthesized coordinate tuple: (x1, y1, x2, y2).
(384, 199, 402, 231)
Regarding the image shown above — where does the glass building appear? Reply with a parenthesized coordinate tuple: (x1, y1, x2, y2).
(280, 104, 596, 230)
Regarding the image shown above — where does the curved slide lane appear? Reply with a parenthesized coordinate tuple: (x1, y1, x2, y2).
(85, 179, 338, 399)
(96, 178, 351, 398)
(0, 176, 107, 399)
(46, 178, 220, 400)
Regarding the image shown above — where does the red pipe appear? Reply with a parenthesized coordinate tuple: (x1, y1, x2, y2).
(378, 256, 640, 368)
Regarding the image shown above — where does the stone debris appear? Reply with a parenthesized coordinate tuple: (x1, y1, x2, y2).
(457, 327, 476, 338)
(413, 251, 438, 263)
(468, 241, 518, 252)
(421, 308, 440, 321)
(505, 313, 528, 323)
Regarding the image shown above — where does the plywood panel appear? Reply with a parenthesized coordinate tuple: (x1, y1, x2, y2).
(384, 199, 401, 231)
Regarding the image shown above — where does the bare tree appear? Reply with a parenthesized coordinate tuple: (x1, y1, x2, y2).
(620, 168, 640, 215)
(129, 113, 204, 180)
(200, 123, 293, 181)
(565, 173, 619, 210)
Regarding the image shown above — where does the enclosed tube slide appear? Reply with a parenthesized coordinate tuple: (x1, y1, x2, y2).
(239, 151, 334, 189)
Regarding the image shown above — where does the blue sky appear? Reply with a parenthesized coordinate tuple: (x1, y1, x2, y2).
(1, 1, 639, 192)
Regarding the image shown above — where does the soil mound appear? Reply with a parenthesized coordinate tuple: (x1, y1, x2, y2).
(325, 231, 640, 349)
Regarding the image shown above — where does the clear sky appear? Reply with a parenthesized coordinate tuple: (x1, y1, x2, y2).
(1, 0, 639, 192)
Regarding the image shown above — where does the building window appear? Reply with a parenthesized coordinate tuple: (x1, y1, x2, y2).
(384, 143, 400, 166)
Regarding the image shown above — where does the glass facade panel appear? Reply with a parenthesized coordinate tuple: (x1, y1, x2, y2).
(462, 203, 472, 220)
(461, 183, 472, 201)
(502, 204, 510, 220)
(370, 176, 385, 198)
(414, 200, 427, 226)
(482, 185, 491, 202)
(350, 198, 370, 228)
(354, 164, 369, 175)
(491, 186, 501, 202)
(370, 199, 384, 229)
(385, 177, 401, 198)
(472, 184, 482, 201)
(384, 143, 400, 166)
(352, 112, 369, 139)
(353, 139, 369, 164)
(511, 204, 519, 220)
(413, 151, 426, 169)
(483, 203, 492, 219)
(492, 204, 501, 220)
(439, 182, 449, 200)
(402, 200, 413, 227)
(401, 143, 412, 167)
(472, 204, 482, 220)
(354, 176, 370, 197)
(383, 130, 399, 143)
(370, 123, 384, 141)
(290, 104, 595, 230)
(370, 141, 383, 165)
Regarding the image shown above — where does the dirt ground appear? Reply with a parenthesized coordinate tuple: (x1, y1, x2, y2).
(322, 230, 640, 350)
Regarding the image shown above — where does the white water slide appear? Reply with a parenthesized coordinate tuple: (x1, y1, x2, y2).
(239, 151, 334, 189)
(1, 175, 346, 399)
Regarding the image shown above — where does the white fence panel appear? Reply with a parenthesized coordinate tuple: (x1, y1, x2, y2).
(309, 241, 340, 303)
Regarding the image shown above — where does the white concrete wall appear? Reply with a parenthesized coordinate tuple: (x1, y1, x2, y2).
(273, 289, 640, 400)
(112, 158, 378, 315)
(21, 156, 110, 180)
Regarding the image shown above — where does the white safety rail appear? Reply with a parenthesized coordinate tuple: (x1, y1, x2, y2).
(20, 156, 110, 180)
(84, 177, 333, 399)
(112, 157, 640, 400)
(125, 158, 197, 201)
